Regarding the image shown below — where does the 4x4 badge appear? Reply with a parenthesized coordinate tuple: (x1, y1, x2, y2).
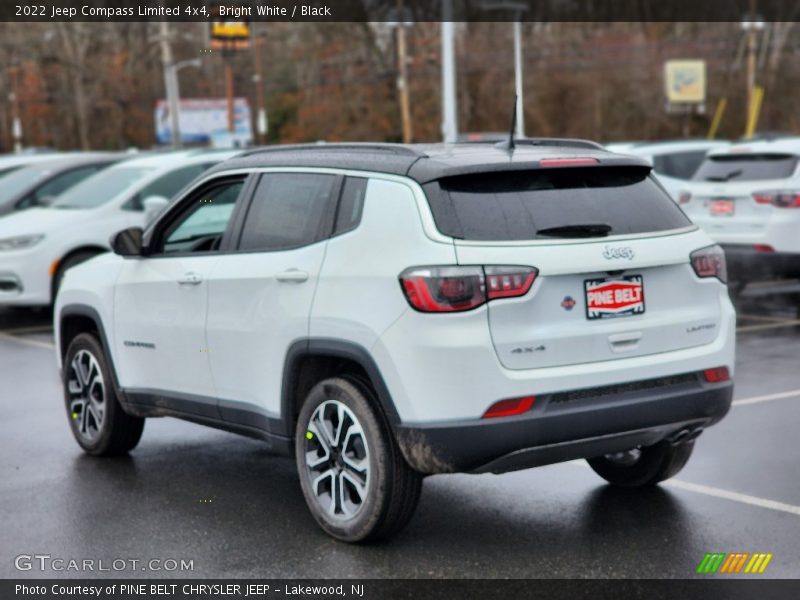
(603, 246, 635, 261)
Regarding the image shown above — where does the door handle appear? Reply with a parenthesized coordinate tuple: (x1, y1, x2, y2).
(177, 272, 203, 286)
(275, 269, 309, 283)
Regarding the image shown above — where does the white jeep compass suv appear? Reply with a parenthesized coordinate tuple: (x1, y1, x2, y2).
(55, 142, 735, 542)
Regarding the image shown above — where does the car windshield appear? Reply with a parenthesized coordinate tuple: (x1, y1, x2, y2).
(0, 165, 53, 203)
(692, 154, 799, 182)
(51, 166, 155, 209)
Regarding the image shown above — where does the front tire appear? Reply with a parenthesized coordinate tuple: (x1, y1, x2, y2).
(295, 377, 422, 542)
(587, 440, 695, 488)
(63, 333, 145, 456)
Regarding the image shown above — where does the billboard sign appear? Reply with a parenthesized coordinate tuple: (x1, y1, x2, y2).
(155, 98, 253, 146)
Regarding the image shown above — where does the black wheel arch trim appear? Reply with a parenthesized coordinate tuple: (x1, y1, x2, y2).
(279, 338, 401, 438)
(58, 304, 125, 399)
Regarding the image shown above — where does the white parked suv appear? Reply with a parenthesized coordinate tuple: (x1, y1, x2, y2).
(680, 138, 800, 287)
(55, 142, 735, 542)
(606, 140, 729, 201)
(0, 150, 238, 306)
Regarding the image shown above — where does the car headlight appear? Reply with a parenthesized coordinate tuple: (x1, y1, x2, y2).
(0, 234, 45, 251)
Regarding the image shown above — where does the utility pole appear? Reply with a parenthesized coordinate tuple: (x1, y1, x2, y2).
(391, 0, 413, 143)
(159, 21, 182, 148)
(225, 59, 235, 133)
(441, 0, 457, 143)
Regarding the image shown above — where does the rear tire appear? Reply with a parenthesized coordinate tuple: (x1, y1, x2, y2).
(295, 377, 422, 542)
(63, 333, 144, 456)
(587, 440, 694, 488)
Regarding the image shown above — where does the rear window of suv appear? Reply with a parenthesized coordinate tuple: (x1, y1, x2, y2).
(423, 166, 691, 241)
(692, 154, 799, 182)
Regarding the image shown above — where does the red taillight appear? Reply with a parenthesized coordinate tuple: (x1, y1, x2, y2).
(703, 367, 730, 383)
(752, 190, 800, 208)
(678, 191, 692, 205)
(753, 244, 775, 253)
(485, 266, 537, 300)
(539, 158, 599, 168)
(690, 245, 727, 283)
(399, 266, 537, 313)
(483, 396, 535, 419)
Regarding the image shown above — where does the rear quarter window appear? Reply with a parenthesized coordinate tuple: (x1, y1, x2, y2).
(423, 167, 692, 241)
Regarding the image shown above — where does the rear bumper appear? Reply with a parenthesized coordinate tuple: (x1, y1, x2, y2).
(395, 374, 733, 474)
(722, 244, 800, 281)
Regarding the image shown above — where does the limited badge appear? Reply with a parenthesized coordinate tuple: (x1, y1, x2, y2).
(561, 295, 576, 311)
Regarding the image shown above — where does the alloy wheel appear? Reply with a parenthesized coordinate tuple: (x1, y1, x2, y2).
(67, 349, 106, 443)
(303, 400, 371, 521)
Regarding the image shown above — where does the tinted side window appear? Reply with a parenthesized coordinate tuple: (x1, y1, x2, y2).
(239, 173, 336, 251)
(334, 177, 368, 235)
(424, 167, 692, 241)
(652, 150, 708, 179)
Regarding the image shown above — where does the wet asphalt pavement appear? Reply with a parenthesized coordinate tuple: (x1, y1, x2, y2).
(1, 285, 799, 580)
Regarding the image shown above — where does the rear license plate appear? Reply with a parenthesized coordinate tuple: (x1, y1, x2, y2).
(710, 199, 735, 216)
(585, 275, 645, 320)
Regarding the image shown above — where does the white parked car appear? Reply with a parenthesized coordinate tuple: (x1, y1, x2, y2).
(606, 140, 730, 201)
(680, 138, 800, 286)
(0, 150, 238, 307)
(0, 152, 70, 179)
(55, 141, 735, 542)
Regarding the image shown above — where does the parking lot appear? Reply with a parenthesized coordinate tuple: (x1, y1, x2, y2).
(1, 285, 799, 579)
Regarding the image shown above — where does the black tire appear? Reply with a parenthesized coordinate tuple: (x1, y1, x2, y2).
(63, 333, 145, 456)
(52, 252, 100, 303)
(295, 377, 422, 543)
(587, 440, 695, 488)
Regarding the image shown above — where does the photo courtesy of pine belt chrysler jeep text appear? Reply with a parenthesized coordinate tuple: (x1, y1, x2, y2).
(55, 141, 735, 542)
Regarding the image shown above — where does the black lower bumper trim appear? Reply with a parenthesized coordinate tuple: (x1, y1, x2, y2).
(396, 379, 733, 474)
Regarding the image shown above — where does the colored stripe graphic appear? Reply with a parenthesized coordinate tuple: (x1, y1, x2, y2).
(699, 552, 773, 574)
(697, 553, 726, 574)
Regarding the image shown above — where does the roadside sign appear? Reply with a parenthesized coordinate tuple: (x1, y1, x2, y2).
(664, 60, 706, 104)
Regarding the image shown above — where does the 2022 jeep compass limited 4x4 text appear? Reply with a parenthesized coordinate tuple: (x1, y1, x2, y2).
(55, 141, 735, 542)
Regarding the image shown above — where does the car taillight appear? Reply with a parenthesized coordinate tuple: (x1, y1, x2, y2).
(399, 265, 537, 313)
(703, 367, 730, 383)
(483, 396, 535, 419)
(690, 245, 727, 283)
(678, 191, 692, 204)
(752, 190, 800, 208)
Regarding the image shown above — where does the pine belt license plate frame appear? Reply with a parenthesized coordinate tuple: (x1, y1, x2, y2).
(584, 275, 646, 320)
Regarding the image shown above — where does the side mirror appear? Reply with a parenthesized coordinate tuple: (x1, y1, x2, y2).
(111, 227, 144, 257)
(142, 195, 169, 225)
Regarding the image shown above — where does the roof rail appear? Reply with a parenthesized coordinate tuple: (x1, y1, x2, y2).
(494, 137, 605, 151)
(240, 142, 426, 158)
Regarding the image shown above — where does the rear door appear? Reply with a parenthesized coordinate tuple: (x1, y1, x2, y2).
(426, 166, 722, 370)
(205, 172, 340, 425)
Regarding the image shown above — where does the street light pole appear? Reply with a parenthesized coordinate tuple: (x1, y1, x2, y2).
(8, 65, 22, 153)
(512, 20, 524, 138)
(441, 0, 458, 143)
(159, 21, 182, 149)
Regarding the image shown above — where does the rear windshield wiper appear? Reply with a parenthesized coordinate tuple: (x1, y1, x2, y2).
(705, 169, 743, 182)
(536, 223, 613, 238)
